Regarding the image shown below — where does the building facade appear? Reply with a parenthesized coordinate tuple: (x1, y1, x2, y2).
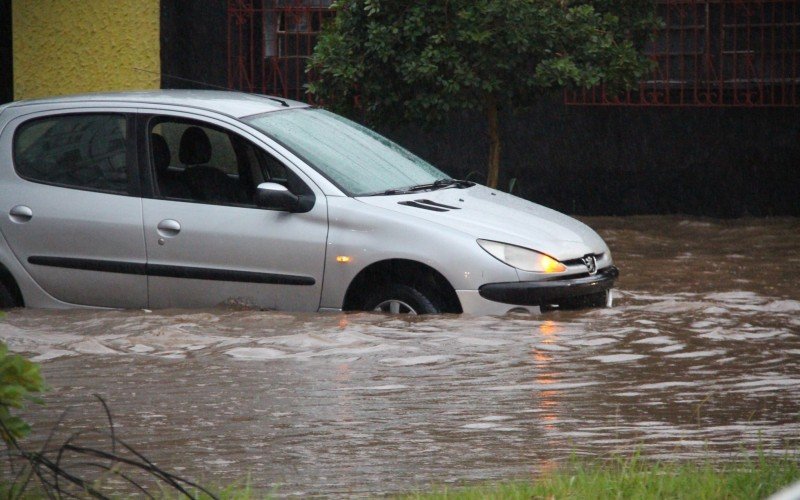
(2, 0, 799, 216)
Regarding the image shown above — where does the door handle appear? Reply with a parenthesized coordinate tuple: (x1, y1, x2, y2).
(157, 219, 181, 237)
(9, 205, 33, 223)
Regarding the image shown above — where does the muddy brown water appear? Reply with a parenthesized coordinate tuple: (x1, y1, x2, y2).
(1, 216, 799, 495)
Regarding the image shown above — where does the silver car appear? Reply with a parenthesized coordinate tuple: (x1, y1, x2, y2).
(0, 91, 617, 315)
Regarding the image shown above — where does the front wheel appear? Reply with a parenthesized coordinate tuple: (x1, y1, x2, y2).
(363, 284, 442, 315)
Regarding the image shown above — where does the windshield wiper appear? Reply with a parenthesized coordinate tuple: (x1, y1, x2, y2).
(361, 179, 473, 197)
(407, 178, 473, 192)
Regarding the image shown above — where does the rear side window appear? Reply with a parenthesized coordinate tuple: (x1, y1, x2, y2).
(13, 114, 131, 194)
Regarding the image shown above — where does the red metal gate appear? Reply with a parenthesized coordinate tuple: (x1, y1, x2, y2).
(227, 0, 333, 102)
(567, 0, 800, 106)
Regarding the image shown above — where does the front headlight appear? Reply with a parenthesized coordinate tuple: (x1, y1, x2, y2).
(477, 239, 566, 273)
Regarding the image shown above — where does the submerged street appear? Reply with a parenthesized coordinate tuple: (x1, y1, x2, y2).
(1, 215, 798, 495)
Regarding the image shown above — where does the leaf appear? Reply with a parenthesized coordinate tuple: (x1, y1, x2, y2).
(0, 342, 46, 442)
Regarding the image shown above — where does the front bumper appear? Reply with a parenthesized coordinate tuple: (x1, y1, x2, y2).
(478, 266, 619, 306)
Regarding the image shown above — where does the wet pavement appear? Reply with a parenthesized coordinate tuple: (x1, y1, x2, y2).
(1, 215, 799, 495)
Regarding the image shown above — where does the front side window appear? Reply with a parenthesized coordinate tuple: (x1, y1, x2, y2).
(244, 109, 448, 196)
(13, 114, 130, 194)
(148, 118, 308, 206)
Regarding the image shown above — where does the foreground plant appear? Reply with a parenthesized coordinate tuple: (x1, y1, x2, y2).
(0, 341, 45, 442)
(0, 339, 216, 499)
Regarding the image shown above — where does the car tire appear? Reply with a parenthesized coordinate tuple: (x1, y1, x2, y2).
(0, 283, 17, 310)
(363, 284, 442, 315)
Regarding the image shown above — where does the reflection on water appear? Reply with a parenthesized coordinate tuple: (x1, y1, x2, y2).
(1, 216, 799, 495)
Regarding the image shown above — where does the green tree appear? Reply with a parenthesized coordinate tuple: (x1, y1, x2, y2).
(308, 0, 658, 188)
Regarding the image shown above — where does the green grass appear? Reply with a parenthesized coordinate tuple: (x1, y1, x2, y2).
(3, 454, 798, 499)
(400, 454, 800, 500)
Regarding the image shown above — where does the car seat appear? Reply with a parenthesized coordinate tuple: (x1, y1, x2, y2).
(151, 133, 191, 199)
(178, 126, 243, 204)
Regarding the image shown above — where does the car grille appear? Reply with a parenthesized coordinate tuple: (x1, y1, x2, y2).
(562, 253, 604, 267)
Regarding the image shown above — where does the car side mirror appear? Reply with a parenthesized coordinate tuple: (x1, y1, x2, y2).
(255, 182, 313, 212)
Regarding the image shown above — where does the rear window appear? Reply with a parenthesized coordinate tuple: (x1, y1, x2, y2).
(13, 113, 131, 194)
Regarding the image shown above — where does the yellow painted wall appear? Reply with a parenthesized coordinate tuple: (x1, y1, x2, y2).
(12, 0, 160, 100)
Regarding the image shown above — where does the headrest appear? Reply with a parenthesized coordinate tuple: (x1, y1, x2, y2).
(151, 133, 171, 174)
(179, 126, 212, 165)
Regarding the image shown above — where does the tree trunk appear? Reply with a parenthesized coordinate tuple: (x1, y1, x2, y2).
(486, 95, 501, 189)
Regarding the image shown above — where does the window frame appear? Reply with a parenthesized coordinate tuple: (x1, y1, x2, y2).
(11, 111, 140, 197)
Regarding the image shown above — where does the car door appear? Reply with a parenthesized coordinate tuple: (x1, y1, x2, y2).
(139, 113, 328, 310)
(0, 110, 147, 308)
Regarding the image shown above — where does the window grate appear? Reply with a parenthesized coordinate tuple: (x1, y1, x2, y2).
(227, 0, 333, 102)
(566, 0, 800, 107)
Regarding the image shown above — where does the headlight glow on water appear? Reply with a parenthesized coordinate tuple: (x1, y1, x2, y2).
(477, 239, 567, 273)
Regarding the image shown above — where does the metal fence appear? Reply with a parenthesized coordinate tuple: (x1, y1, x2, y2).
(566, 0, 800, 107)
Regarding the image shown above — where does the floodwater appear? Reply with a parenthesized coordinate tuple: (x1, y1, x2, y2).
(1, 215, 799, 496)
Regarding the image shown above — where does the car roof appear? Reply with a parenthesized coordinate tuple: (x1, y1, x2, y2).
(3, 90, 309, 118)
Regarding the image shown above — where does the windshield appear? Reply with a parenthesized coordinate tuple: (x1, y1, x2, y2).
(244, 108, 448, 196)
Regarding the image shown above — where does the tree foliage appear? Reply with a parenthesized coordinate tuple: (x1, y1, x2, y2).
(0, 341, 45, 442)
(308, 0, 658, 187)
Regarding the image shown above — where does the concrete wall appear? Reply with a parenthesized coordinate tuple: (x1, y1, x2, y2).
(12, 0, 160, 99)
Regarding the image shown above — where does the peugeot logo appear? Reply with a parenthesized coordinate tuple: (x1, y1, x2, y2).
(582, 254, 597, 275)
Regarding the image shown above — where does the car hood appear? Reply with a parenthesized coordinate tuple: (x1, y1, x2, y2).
(356, 185, 608, 260)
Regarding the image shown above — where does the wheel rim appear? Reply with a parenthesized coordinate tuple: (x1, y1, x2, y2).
(373, 299, 418, 315)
